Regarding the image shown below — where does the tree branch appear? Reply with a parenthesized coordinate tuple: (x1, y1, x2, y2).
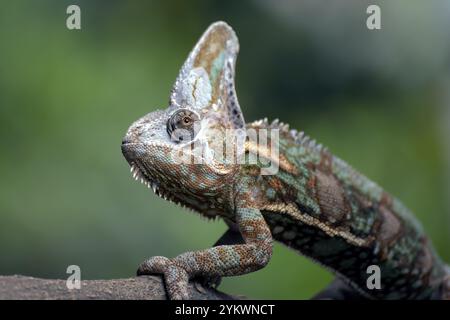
(0, 275, 241, 300)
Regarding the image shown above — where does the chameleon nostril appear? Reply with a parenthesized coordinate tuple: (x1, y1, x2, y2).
(122, 137, 131, 145)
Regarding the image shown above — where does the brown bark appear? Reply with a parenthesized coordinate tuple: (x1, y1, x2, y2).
(0, 275, 240, 300)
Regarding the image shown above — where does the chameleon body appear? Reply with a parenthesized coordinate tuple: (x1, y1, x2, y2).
(121, 21, 449, 299)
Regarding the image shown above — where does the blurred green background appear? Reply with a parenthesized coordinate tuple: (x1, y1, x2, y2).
(0, 0, 449, 299)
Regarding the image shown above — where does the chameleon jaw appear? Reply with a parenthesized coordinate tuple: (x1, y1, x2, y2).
(128, 163, 198, 212)
(130, 163, 156, 191)
(129, 163, 175, 202)
(128, 162, 220, 221)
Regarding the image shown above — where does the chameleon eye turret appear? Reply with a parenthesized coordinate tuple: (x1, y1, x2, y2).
(166, 109, 200, 143)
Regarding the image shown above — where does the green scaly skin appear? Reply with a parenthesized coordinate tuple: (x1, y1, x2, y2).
(121, 21, 449, 300)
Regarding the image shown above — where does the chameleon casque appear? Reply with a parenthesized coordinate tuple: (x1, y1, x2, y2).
(121, 21, 449, 300)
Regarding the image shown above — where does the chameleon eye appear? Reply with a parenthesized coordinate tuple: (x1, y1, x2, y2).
(183, 117, 191, 125)
(167, 109, 200, 143)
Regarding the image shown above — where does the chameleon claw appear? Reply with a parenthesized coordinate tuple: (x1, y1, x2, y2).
(164, 264, 190, 300)
(194, 281, 208, 294)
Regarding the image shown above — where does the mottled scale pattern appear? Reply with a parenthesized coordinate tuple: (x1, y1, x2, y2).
(246, 119, 447, 299)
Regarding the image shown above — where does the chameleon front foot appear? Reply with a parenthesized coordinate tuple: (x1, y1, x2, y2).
(137, 256, 190, 300)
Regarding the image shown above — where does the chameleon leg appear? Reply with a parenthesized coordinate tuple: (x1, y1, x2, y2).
(137, 208, 273, 299)
(193, 226, 245, 289)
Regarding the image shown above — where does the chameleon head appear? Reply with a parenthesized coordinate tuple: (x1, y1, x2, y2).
(121, 21, 246, 212)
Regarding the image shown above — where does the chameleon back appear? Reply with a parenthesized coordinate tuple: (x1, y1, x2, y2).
(244, 120, 448, 299)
